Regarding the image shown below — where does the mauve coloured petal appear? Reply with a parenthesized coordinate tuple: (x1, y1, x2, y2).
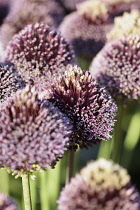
(90, 34, 140, 101)
(59, 0, 112, 58)
(0, 0, 65, 48)
(0, 62, 25, 103)
(48, 65, 117, 150)
(107, 10, 140, 40)
(58, 159, 140, 210)
(0, 193, 18, 210)
(5, 23, 76, 92)
(0, 86, 72, 174)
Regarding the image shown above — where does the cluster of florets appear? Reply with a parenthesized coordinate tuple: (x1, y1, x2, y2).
(0, 62, 25, 103)
(59, 0, 112, 58)
(0, 0, 65, 48)
(90, 34, 140, 101)
(58, 159, 140, 210)
(48, 65, 117, 150)
(0, 193, 18, 210)
(0, 86, 72, 175)
(107, 10, 140, 40)
(5, 23, 75, 93)
(77, 0, 109, 24)
(101, 0, 140, 16)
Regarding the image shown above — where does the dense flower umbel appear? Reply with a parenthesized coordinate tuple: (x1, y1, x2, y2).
(59, 0, 112, 59)
(0, 62, 25, 103)
(101, 0, 140, 17)
(90, 34, 140, 101)
(0, 0, 65, 48)
(0, 193, 18, 210)
(48, 65, 117, 150)
(0, 87, 72, 175)
(107, 10, 140, 40)
(5, 23, 75, 92)
(58, 159, 140, 210)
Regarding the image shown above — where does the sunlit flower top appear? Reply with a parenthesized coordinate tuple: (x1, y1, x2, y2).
(0, 86, 72, 176)
(90, 34, 140, 101)
(58, 159, 140, 210)
(107, 10, 140, 40)
(0, 193, 18, 210)
(101, 0, 140, 16)
(48, 65, 117, 150)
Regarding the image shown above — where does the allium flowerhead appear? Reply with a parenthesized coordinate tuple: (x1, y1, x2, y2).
(101, 0, 140, 17)
(0, 0, 65, 48)
(59, 0, 112, 59)
(0, 193, 18, 210)
(48, 65, 117, 150)
(0, 86, 72, 175)
(90, 34, 140, 101)
(58, 159, 140, 210)
(5, 23, 75, 92)
(0, 62, 25, 103)
(107, 10, 140, 40)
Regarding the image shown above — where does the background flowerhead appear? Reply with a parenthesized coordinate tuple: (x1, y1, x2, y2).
(58, 159, 140, 210)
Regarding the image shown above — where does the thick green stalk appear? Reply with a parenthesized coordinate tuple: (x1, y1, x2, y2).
(22, 174, 32, 210)
(97, 140, 112, 160)
(0, 169, 9, 193)
(110, 105, 124, 163)
(66, 150, 75, 184)
(40, 172, 49, 210)
(121, 110, 140, 169)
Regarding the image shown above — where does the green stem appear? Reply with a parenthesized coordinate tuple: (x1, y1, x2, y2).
(110, 104, 124, 163)
(40, 172, 49, 210)
(66, 150, 75, 184)
(0, 169, 9, 193)
(98, 140, 112, 160)
(22, 174, 32, 210)
(121, 110, 140, 169)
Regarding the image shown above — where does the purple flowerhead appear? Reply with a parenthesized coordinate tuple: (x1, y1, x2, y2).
(0, 62, 25, 103)
(5, 23, 75, 92)
(90, 34, 140, 102)
(58, 159, 140, 210)
(0, 0, 65, 48)
(59, 0, 112, 59)
(0, 193, 18, 210)
(48, 65, 117, 150)
(0, 86, 72, 176)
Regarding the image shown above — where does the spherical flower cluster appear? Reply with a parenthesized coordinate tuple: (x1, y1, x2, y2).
(0, 62, 25, 103)
(5, 23, 75, 93)
(107, 10, 140, 40)
(48, 65, 117, 150)
(0, 0, 65, 48)
(59, 0, 112, 59)
(58, 159, 140, 210)
(0, 86, 72, 175)
(0, 193, 18, 210)
(90, 34, 140, 101)
(101, 0, 140, 17)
